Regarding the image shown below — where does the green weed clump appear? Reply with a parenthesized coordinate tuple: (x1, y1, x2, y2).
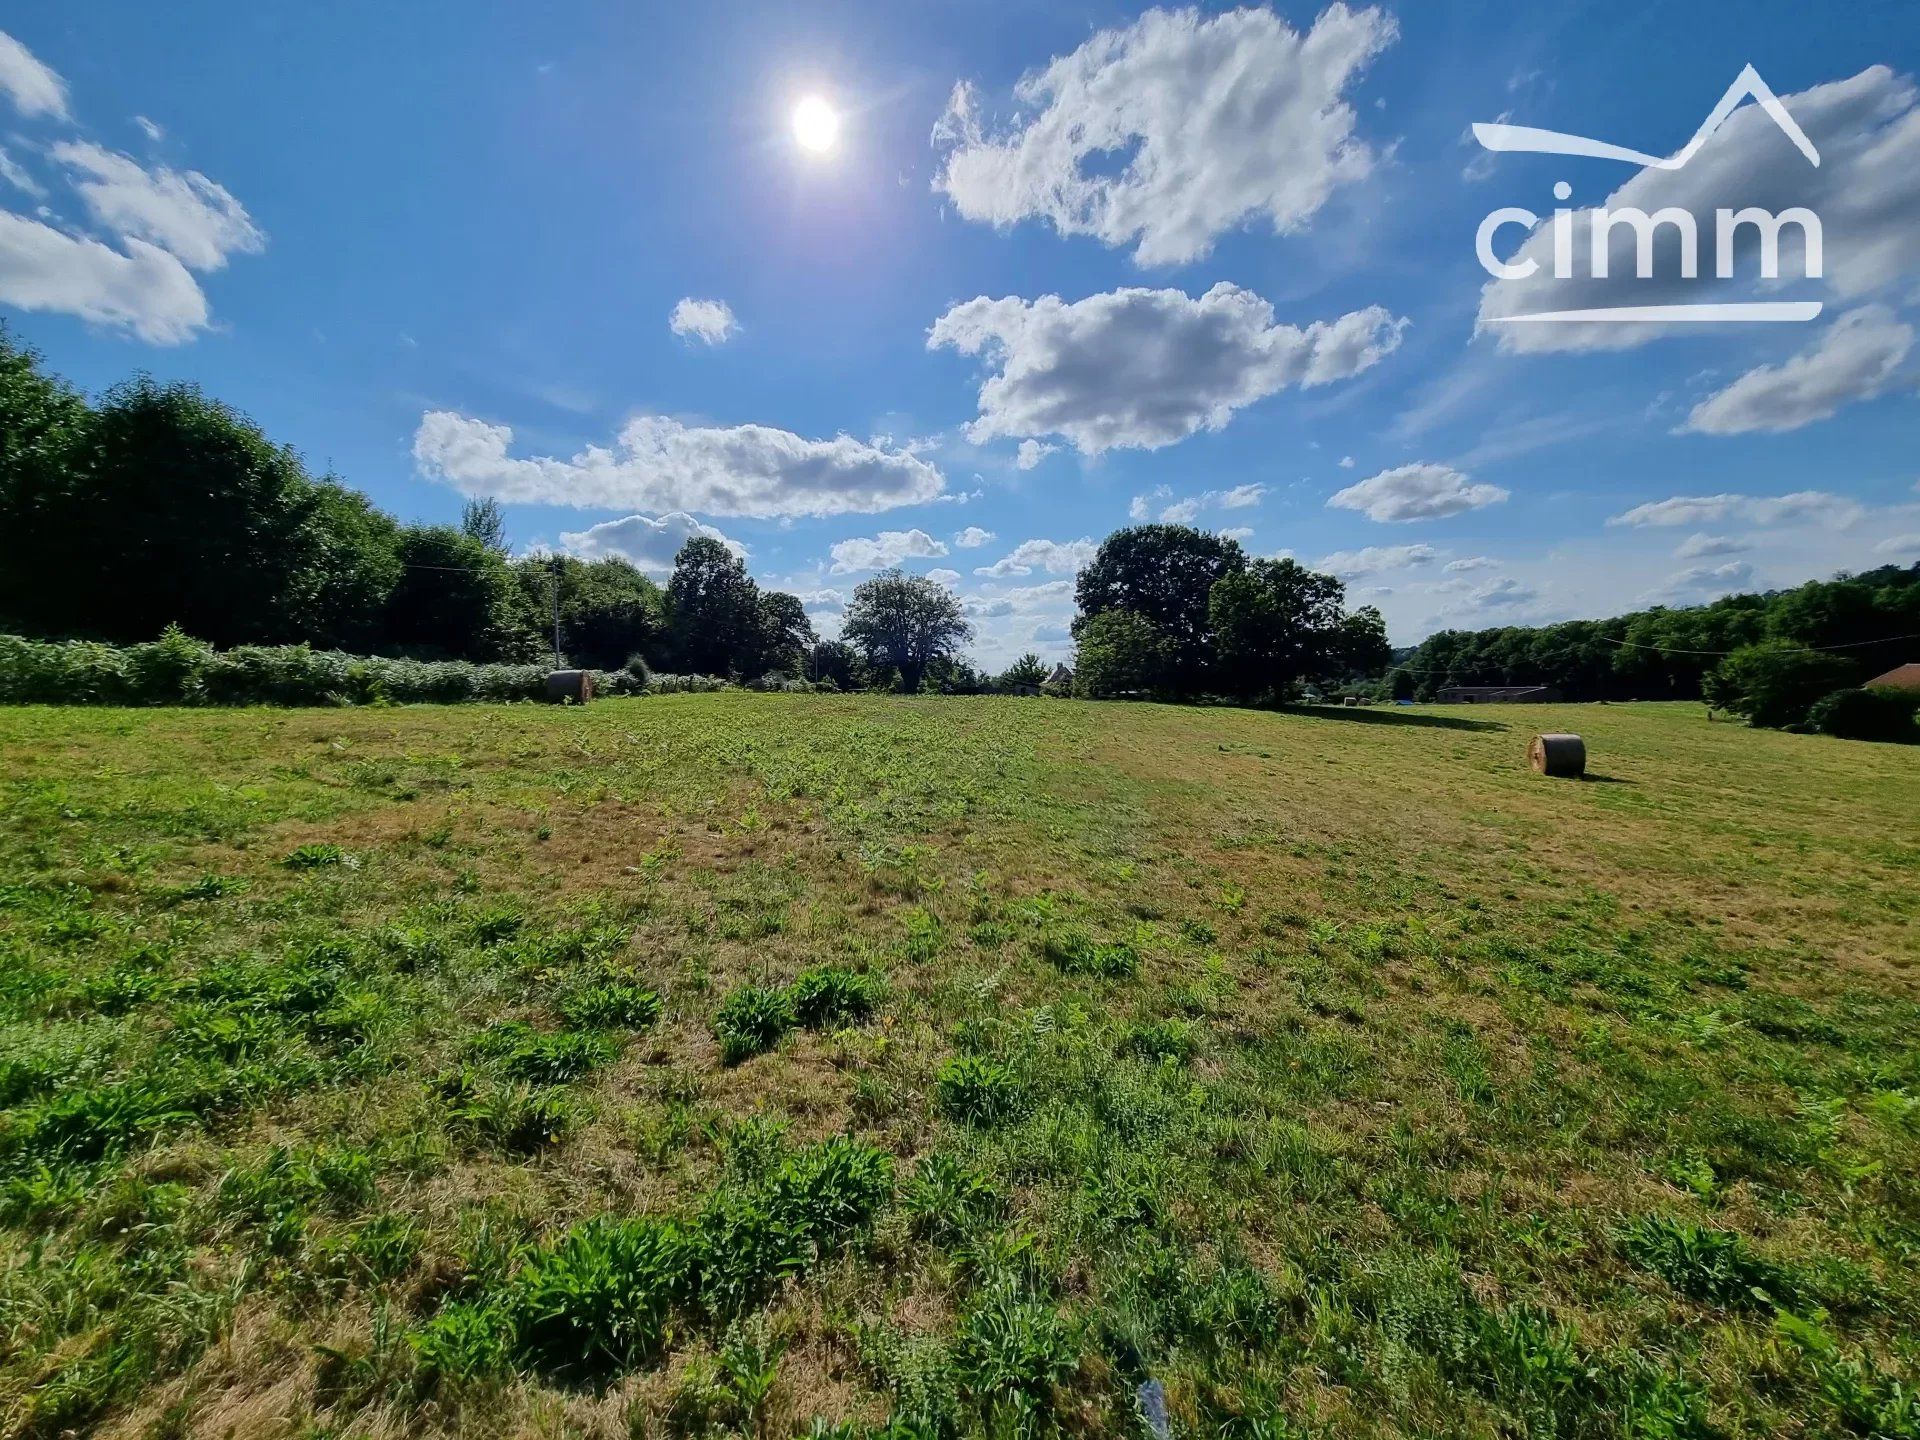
(936, 1055, 1026, 1126)
(789, 966, 883, 1027)
(1041, 929, 1139, 978)
(557, 979, 661, 1030)
(714, 985, 797, 1065)
(467, 1021, 619, 1084)
(1616, 1216, 1801, 1309)
(409, 1134, 891, 1383)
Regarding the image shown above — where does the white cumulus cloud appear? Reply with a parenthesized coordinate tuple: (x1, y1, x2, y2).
(1873, 533, 1920, 557)
(1444, 555, 1498, 572)
(930, 282, 1405, 455)
(1314, 543, 1441, 579)
(0, 30, 69, 120)
(556, 512, 743, 577)
(413, 411, 945, 519)
(828, 528, 950, 574)
(1014, 438, 1057, 470)
(1674, 533, 1751, 559)
(1608, 490, 1862, 528)
(1682, 306, 1913, 434)
(669, 297, 737, 345)
(973, 537, 1098, 578)
(52, 142, 265, 272)
(0, 213, 208, 343)
(953, 526, 996, 549)
(932, 4, 1395, 266)
(1327, 463, 1508, 523)
(926, 568, 962, 586)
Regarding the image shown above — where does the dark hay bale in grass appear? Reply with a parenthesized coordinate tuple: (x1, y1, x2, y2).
(1529, 733, 1586, 777)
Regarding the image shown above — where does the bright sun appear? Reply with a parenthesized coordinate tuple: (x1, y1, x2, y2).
(792, 95, 839, 154)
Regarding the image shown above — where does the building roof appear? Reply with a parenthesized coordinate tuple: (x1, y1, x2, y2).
(1866, 662, 1920, 691)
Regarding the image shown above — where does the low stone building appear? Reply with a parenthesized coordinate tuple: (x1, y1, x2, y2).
(1436, 684, 1563, 703)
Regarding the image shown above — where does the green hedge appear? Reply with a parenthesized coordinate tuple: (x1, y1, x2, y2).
(0, 627, 687, 707)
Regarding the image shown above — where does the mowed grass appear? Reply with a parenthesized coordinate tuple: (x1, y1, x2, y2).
(0, 695, 1916, 1439)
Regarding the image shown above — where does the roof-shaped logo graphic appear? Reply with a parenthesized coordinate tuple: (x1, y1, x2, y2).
(1474, 64, 1818, 169)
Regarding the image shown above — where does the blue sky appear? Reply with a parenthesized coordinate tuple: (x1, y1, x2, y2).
(2, 0, 1917, 666)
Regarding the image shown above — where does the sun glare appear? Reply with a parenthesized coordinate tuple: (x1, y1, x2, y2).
(792, 94, 839, 154)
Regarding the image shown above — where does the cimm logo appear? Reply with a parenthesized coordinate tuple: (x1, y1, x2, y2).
(1473, 65, 1823, 325)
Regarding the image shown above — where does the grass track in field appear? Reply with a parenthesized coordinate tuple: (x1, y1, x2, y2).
(0, 696, 1915, 1438)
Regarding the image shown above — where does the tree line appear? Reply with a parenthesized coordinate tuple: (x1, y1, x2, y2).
(1391, 566, 1918, 701)
(0, 329, 836, 678)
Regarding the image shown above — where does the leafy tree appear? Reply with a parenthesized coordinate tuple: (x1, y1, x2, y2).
(998, 653, 1048, 690)
(1339, 606, 1392, 679)
(0, 329, 92, 632)
(666, 537, 762, 676)
(752, 591, 816, 677)
(1072, 610, 1173, 699)
(1387, 666, 1417, 701)
(1074, 525, 1245, 694)
(512, 555, 663, 671)
(461, 497, 509, 554)
(840, 568, 973, 694)
(806, 640, 861, 690)
(385, 526, 527, 660)
(294, 481, 403, 652)
(5, 375, 349, 647)
(1701, 643, 1857, 729)
(1209, 558, 1371, 700)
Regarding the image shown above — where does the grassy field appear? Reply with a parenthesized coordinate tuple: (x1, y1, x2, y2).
(1, 695, 1916, 1440)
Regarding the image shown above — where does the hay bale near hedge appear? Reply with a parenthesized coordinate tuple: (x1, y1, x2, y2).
(544, 669, 595, 704)
(1528, 733, 1586, 777)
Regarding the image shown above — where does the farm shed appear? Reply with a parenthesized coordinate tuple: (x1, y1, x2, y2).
(1437, 684, 1563, 703)
(1864, 662, 1920, 692)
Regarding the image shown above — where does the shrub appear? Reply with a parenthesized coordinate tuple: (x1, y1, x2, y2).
(714, 985, 796, 1065)
(1702, 644, 1856, 730)
(936, 1056, 1025, 1126)
(1809, 687, 1919, 743)
(789, 967, 882, 1028)
(0, 629, 680, 708)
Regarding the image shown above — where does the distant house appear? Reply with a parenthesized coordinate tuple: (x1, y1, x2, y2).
(1437, 684, 1563, 704)
(1865, 663, 1920, 692)
(1043, 663, 1074, 693)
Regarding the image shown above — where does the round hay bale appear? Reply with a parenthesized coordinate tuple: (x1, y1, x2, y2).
(544, 669, 594, 705)
(1528, 732, 1585, 778)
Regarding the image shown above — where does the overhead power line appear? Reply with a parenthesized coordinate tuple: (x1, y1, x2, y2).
(1597, 632, 1920, 657)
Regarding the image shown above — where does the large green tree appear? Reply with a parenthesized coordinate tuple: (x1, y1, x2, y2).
(384, 526, 526, 661)
(5, 375, 361, 647)
(666, 537, 762, 676)
(514, 555, 664, 671)
(840, 568, 972, 694)
(1072, 610, 1174, 699)
(1074, 525, 1245, 694)
(0, 330, 91, 633)
(1208, 557, 1382, 700)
